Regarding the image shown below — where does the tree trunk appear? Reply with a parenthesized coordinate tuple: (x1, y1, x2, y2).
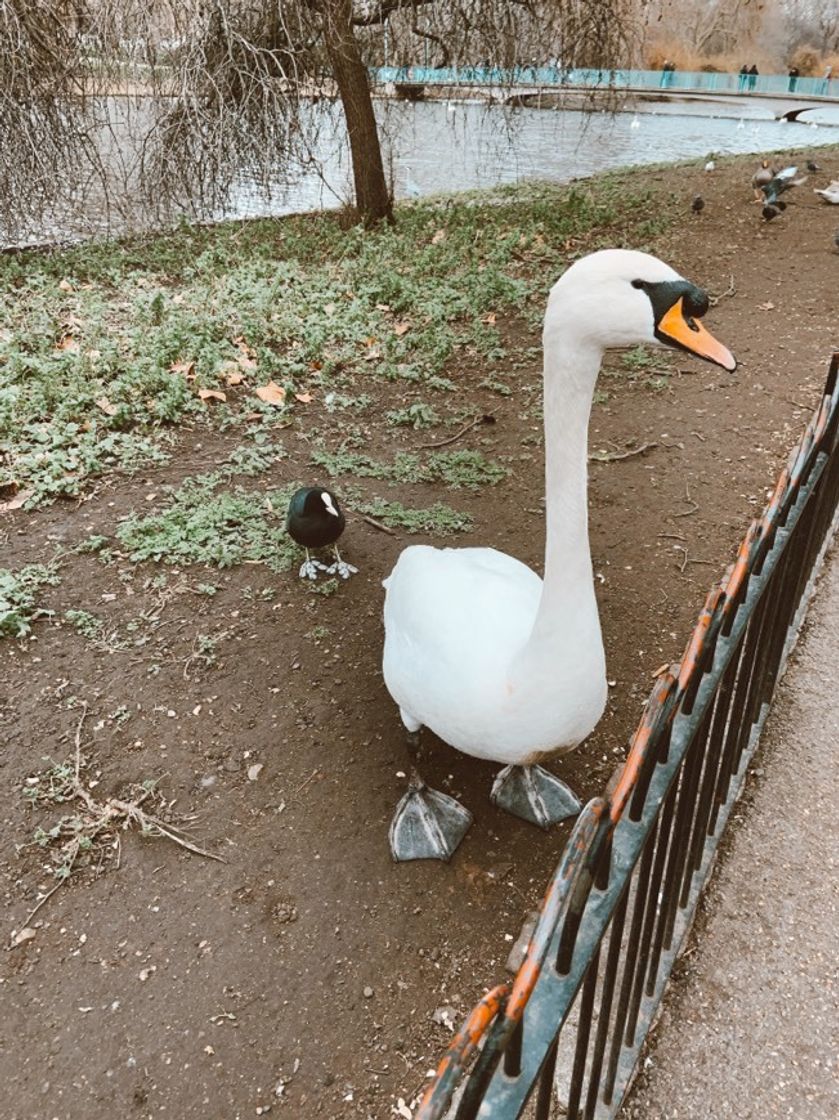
(322, 0, 393, 226)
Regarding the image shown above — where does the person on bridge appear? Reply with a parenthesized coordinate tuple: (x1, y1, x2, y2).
(748, 64, 758, 91)
(738, 64, 748, 91)
(788, 66, 799, 92)
(822, 65, 833, 93)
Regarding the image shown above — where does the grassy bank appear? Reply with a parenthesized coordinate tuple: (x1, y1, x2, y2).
(0, 172, 685, 634)
(0, 177, 676, 508)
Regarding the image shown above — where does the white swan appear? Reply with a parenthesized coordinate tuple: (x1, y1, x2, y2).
(382, 249, 736, 861)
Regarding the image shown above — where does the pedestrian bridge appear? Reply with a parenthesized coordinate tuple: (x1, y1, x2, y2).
(370, 65, 839, 112)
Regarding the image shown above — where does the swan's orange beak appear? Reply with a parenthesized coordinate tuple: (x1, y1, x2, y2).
(657, 298, 736, 372)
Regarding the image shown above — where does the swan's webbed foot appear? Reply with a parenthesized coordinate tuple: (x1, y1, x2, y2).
(389, 771, 473, 862)
(490, 764, 581, 829)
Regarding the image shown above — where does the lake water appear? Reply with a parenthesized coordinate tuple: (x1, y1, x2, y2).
(8, 96, 839, 246)
(225, 96, 839, 220)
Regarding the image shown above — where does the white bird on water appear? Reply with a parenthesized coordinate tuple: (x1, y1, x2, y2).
(382, 248, 737, 861)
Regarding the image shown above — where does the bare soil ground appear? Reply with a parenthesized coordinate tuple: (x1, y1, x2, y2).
(2, 148, 838, 1120)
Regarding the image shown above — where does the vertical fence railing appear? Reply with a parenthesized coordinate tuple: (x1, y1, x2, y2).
(415, 354, 839, 1120)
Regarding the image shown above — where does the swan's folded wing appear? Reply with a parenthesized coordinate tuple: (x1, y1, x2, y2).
(382, 545, 542, 717)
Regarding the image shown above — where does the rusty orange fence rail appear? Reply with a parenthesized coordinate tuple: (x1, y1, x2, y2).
(416, 354, 839, 1120)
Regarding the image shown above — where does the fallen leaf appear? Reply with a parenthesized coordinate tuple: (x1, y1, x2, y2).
(247, 763, 264, 782)
(393, 322, 411, 336)
(225, 370, 245, 386)
(234, 339, 258, 369)
(395, 1100, 413, 1120)
(364, 347, 382, 361)
(169, 359, 196, 379)
(294, 391, 313, 403)
(139, 966, 156, 981)
(198, 388, 227, 403)
(95, 396, 118, 416)
(375, 302, 391, 312)
(10, 927, 37, 948)
(255, 381, 286, 406)
(758, 301, 775, 311)
(0, 488, 34, 513)
(431, 228, 446, 244)
(323, 302, 336, 316)
(58, 278, 74, 292)
(482, 312, 497, 325)
(55, 334, 79, 352)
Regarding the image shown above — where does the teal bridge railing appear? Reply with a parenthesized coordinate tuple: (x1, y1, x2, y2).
(370, 65, 839, 101)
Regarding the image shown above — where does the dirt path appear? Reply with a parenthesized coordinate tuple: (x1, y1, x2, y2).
(622, 554, 839, 1120)
(2, 147, 838, 1120)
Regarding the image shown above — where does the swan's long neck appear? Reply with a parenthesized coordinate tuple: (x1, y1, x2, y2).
(520, 326, 604, 655)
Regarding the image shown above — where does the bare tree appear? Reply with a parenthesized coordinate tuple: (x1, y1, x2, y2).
(644, 0, 767, 57)
(783, 0, 839, 55)
(0, 0, 639, 241)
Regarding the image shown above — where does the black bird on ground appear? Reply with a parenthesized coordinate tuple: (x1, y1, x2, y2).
(691, 194, 705, 214)
(286, 486, 357, 580)
(762, 201, 786, 222)
(807, 160, 822, 172)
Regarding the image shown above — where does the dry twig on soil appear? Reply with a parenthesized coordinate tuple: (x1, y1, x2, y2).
(418, 410, 498, 450)
(589, 441, 657, 463)
(12, 703, 223, 940)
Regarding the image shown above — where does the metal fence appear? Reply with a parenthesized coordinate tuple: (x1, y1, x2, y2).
(416, 354, 839, 1120)
(371, 65, 839, 102)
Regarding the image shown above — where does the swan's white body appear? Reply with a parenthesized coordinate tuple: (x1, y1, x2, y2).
(383, 546, 605, 763)
(382, 249, 693, 768)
